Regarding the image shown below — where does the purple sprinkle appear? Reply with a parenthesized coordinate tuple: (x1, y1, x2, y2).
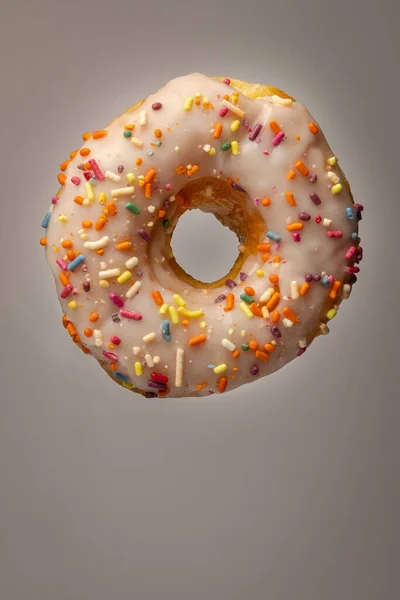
(83, 281, 90, 292)
(249, 123, 262, 141)
(309, 192, 321, 205)
(60, 284, 73, 299)
(299, 212, 311, 221)
(297, 347, 307, 357)
(219, 107, 229, 117)
(138, 228, 151, 242)
(305, 273, 313, 282)
(250, 365, 259, 376)
(117, 165, 124, 173)
(225, 279, 237, 289)
(309, 174, 318, 183)
(313, 274, 321, 282)
(136, 269, 143, 279)
(292, 232, 301, 242)
(214, 294, 226, 303)
(163, 199, 171, 208)
(239, 272, 248, 282)
(145, 391, 158, 398)
(103, 351, 118, 362)
(147, 380, 167, 391)
(231, 181, 246, 193)
(56, 259, 67, 271)
(52, 196, 59, 204)
(111, 313, 121, 323)
(120, 310, 142, 320)
(152, 102, 162, 110)
(356, 247, 363, 262)
(109, 293, 124, 308)
(271, 326, 282, 339)
(272, 131, 285, 146)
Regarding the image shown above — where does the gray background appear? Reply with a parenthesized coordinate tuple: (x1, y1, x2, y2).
(0, 0, 399, 598)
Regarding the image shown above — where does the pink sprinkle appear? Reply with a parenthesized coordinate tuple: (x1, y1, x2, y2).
(345, 246, 357, 260)
(83, 172, 92, 181)
(52, 196, 59, 204)
(56, 259, 67, 271)
(328, 275, 335, 283)
(223, 78, 231, 85)
(88, 159, 105, 181)
(111, 336, 121, 345)
(219, 107, 229, 117)
(315, 216, 322, 224)
(292, 232, 301, 242)
(120, 310, 142, 320)
(272, 131, 285, 146)
(60, 284, 73, 299)
(109, 293, 124, 308)
(103, 351, 118, 362)
(264, 150, 270, 155)
(71, 176, 81, 185)
(346, 266, 360, 273)
(165, 183, 171, 191)
(327, 231, 343, 238)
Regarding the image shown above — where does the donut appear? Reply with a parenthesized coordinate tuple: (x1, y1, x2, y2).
(41, 73, 363, 398)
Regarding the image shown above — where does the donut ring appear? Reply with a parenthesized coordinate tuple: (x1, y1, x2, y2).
(41, 74, 362, 398)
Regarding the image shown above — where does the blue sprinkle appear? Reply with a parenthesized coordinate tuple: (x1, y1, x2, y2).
(89, 178, 97, 185)
(114, 372, 129, 383)
(68, 254, 85, 271)
(266, 230, 281, 242)
(208, 364, 215, 369)
(41, 212, 51, 229)
(356, 210, 362, 221)
(321, 275, 330, 287)
(345, 207, 354, 219)
(351, 232, 359, 240)
(161, 320, 171, 342)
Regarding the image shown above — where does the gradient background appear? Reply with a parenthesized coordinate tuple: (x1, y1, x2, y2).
(0, 0, 399, 598)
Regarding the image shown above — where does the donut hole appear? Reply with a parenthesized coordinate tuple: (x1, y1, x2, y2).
(171, 211, 239, 284)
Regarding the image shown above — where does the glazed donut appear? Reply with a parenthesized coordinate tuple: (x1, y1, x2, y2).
(41, 73, 363, 398)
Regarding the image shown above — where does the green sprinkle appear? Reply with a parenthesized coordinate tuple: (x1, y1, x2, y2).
(162, 219, 170, 228)
(326, 308, 337, 320)
(241, 343, 250, 351)
(221, 141, 231, 152)
(155, 140, 162, 147)
(240, 293, 254, 305)
(126, 202, 140, 215)
(123, 130, 132, 138)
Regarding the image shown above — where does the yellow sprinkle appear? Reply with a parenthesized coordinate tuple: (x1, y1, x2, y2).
(131, 137, 144, 148)
(68, 300, 77, 309)
(172, 293, 186, 307)
(58, 214, 68, 222)
(327, 308, 337, 320)
(232, 91, 239, 104)
(213, 364, 227, 375)
(142, 332, 156, 343)
(177, 307, 204, 319)
(84, 182, 94, 201)
(221, 99, 245, 118)
(209, 147, 216, 156)
(256, 269, 264, 277)
(117, 270, 132, 284)
(240, 301, 253, 318)
(99, 279, 110, 288)
(134, 362, 143, 376)
(159, 303, 169, 315)
(271, 95, 293, 107)
(200, 321, 207, 329)
(122, 381, 133, 389)
(169, 305, 180, 324)
(331, 183, 343, 194)
(231, 140, 240, 155)
(327, 156, 337, 166)
(184, 96, 194, 111)
(230, 119, 240, 132)
(126, 172, 136, 183)
(98, 192, 107, 205)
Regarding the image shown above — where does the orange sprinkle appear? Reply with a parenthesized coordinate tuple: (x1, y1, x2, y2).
(272, 255, 281, 263)
(329, 280, 341, 299)
(74, 195, 84, 205)
(144, 183, 152, 199)
(269, 120, 281, 135)
(158, 209, 166, 218)
(108, 344, 115, 350)
(95, 215, 107, 231)
(218, 376, 228, 393)
(232, 349, 240, 359)
(158, 387, 170, 397)
(96, 249, 104, 256)
(81, 132, 91, 141)
(144, 168, 157, 183)
(283, 307, 299, 322)
(286, 222, 304, 231)
(92, 130, 108, 139)
(299, 282, 310, 296)
(84, 161, 91, 170)
(67, 323, 77, 337)
(264, 343, 275, 353)
(257, 243, 271, 253)
(224, 293, 234, 312)
(255, 350, 269, 362)
(271, 309, 281, 323)
(82, 220, 92, 229)
(188, 164, 199, 177)
(244, 286, 255, 296)
(59, 272, 70, 286)
(196, 382, 207, 391)
(61, 239, 73, 249)
(286, 170, 296, 180)
(285, 192, 297, 206)
(296, 135, 301, 141)
(308, 122, 319, 135)
(151, 291, 164, 306)
(62, 315, 69, 328)
(266, 292, 281, 311)
(70, 149, 79, 159)
(124, 124, 135, 130)
(262, 197, 271, 207)
(249, 340, 259, 351)
(73, 334, 81, 345)
(269, 274, 279, 284)
(115, 241, 131, 251)
(84, 328, 93, 337)
(79, 147, 91, 157)
(261, 253, 270, 263)
(136, 157, 143, 166)
(181, 319, 189, 327)
(40, 237, 47, 246)
(81, 345, 91, 354)
(60, 159, 70, 172)
(213, 123, 223, 138)
(89, 312, 99, 323)
(295, 160, 309, 176)
(154, 129, 162, 138)
(57, 172, 66, 185)
(250, 303, 262, 317)
(107, 201, 117, 216)
(66, 250, 76, 261)
(188, 334, 207, 346)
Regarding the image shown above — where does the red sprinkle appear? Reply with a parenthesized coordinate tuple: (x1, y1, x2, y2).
(60, 284, 73, 299)
(111, 336, 121, 345)
(152, 102, 162, 110)
(83, 172, 92, 181)
(151, 373, 169, 384)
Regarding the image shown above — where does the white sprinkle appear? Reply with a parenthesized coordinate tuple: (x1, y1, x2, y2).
(139, 110, 148, 126)
(299, 338, 307, 348)
(111, 186, 135, 198)
(98, 268, 121, 279)
(175, 348, 184, 388)
(323, 218, 332, 227)
(80, 233, 88, 241)
(132, 346, 141, 356)
(100, 261, 107, 270)
(148, 205, 155, 213)
(259, 288, 275, 303)
(221, 99, 245, 118)
(343, 283, 352, 299)
(125, 256, 139, 269)
(327, 171, 340, 184)
(261, 306, 270, 319)
(126, 280, 142, 299)
(283, 318, 294, 328)
(84, 236, 110, 250)
(271, 95, 293, 106)
(82, 199, 91, 206)
(153, 356, 161, 364)
(93, 329, 103, 347)
(142, 332, 156, 343)
(175, 146, 180, 153)
(222, 339, 236, 352)
(144, 354, 154, 368)
(203, 144, 211, 153)
(131, 137, 144, 148)
(241, 330, 246, 337)
(291, 281, 299, 300)
(105, 170, 121, 182)
(320, 322, 330, 335)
